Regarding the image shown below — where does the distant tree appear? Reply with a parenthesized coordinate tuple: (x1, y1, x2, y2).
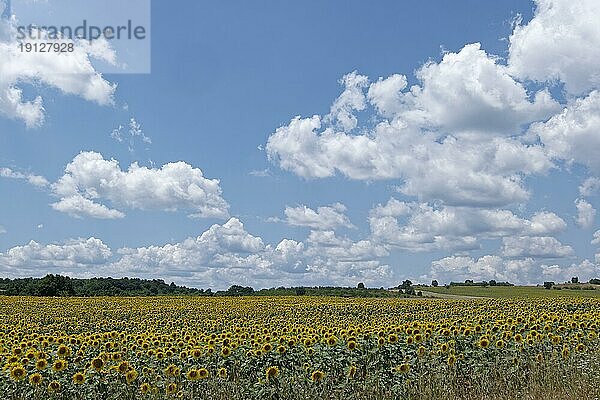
(489, 280, 497, 286)
(590, 278, 600, 285)
(465, 279, 474, 285)
(226, 285, 254, 296)
(295, 287, 306, 296)
(400, 280, 413, 290)
(543, 281, 554, 290)
(431, 280, 438, 287)
(357, 282, 365, 289)
(37, 275, 59, 296)
(571, 276, 579, 284)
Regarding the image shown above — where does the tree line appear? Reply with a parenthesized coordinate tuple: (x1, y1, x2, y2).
(0, 275, 398, 297)
(0, 275, 211, 297)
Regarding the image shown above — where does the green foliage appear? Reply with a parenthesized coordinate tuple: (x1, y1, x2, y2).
(426, 285, 600, 298)
(218, 285, 255, 296)
(253, 286, 399, 298)
(0, 275, 210, 297)
(449, 281, 513, 287)
(0, 276, 404, 298)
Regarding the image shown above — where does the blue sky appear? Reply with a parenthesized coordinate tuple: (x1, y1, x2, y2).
(1, 0, 600, 289)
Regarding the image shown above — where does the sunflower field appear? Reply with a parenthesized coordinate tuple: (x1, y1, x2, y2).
(1, 296, 599, 400)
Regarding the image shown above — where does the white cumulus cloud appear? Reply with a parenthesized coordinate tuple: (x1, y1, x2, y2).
(0, 167, 49, 187)
(111, 218, 391, 289)
(0, 20, 116, 127)
(508, 0, 600, 95)
(429, 255, 598, 285)
(266, 45, 558, 207)
(575, 199, 596, 229)
(501, 236, 573, 258)
(51, 151, 229, 219)
(529, 91, 600, 172)
(0, 237, 112, 276)
(580, 177, 600, 197)
(404, 43, 558, 135)
(284, 203, 354, 230)
(368, 198, 566, 252)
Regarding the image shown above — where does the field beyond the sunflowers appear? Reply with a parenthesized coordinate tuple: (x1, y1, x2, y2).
(1, 296, 600, 400)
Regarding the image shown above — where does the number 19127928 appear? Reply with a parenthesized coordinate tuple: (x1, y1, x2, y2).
(19, 42, 74, 53)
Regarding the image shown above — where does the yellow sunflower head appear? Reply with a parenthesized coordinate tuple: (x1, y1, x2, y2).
(29, 372, 43, 386)
(198, 367, 209, 379)
(310, 370, 325, 382)
(10, 365, 26, 381)
(35, 358, 48, 371)
(397, 363, 410, 374)
(347, 365, 357, 378)
(126, 369, 138, 384)
(91, 357, 104, 371)
(265, 366, 279, 380)
(72, 372, 85, 385)
(52, 359, 67, 372)
(186, 369, 200, 381)
(140, 382, 151, 394)
(48, 380, 61, 393)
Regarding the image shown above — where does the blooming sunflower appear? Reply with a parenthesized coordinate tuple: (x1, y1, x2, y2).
(91, 357, 104, 371)
(126, 369, 139, 384)
(262, 343, 273, 353)
(48, 381, 61, 393)
(191, 348, 202, 358)
(198, 367, 209, 379)
(397, 363, 410, 374)
(57, 345, 70, 358)
(347, 365, 357, 379)
(165, 382, 177, 395)
(221, 346, 232, 357)
(72, 372, 86, 385)
(265, 366, 279, 380)
(52, 359, 68, 372)
(35, 358, 47, 371)
(311, 370, 325, 382)
(117, 361, 129, 374)
(29, 373, 43, 386)
(140, 382, 151, 394)
(186, 369, 200, 381)
(10, 365, 26, 381)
